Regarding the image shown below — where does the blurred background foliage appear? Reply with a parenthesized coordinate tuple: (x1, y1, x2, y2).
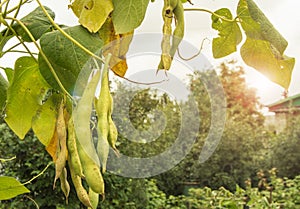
(1, 61, 300, 208)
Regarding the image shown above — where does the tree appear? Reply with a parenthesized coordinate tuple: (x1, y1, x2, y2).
(0, 0, 295, 207)
(155, 61, 269, 193)
(271, 115, 300, 178)
(218, 60, 265, 126)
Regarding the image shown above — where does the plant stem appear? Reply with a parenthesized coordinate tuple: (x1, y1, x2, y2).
(0, 0, 9, 8)
(1, 42, 23, 56)
(177, 37, 210, 61)
(35, 0, 105, 64)
(0, 156, 16, 162)
(22, 161, 53, 185)
(5, 23, 35, 59)
(4, 49, 39, 55)
(184, 8, 238, 22)
(5, 0, 31, 14)
(6, 16, 73, 100)
(24, 195, 40, 209)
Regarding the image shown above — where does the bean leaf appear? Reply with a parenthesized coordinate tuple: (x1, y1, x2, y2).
(237, 0, 295, 89)
(237, 0, 287, 54)
(4, 68, 14, 83)
(0, 176, 30, 200)
(5, 57, 50, 139)
(70, 0, 113, 33)
(0, 73, 8, 112)
(32, 93, 62, 146)
(241, 38, 295, 89)
(211, 8, 242, 58)
(11, 6, 55, 42)
(112, 0, 150, 34)
(39, 25, 103, 94)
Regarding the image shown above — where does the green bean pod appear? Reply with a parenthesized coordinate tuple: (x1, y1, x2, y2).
(77, 138, 105, 195)
(170, 0, 185, 58)
(68, 160, 93, 208)
(95, 57, 110, 171)
(108, 116, 119, 155)
(95, 98, 110, 173)
(67, 117, 84, 178)
(88, 187, 99, 209)
(72, 70, 100, 166)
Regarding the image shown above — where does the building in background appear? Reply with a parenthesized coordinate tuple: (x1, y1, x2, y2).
(265, 93, 300, 133)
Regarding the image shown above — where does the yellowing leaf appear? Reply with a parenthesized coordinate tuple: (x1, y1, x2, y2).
(32, 93, 62, 146)
(0, 176, 30, 200)
(5, 57, 50, 139)
(46, 130, 59, 162)
(111, 60, 128, 77)
(99, 18, 133, 77)
(241, 38, 295, 89)
(70, 0, 113, 33)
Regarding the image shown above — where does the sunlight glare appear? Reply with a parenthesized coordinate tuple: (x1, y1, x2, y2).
(246, 70, 283, 104)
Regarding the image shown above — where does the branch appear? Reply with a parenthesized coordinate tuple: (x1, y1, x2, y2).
(5, 17, 74, 100)
(35, 0, 105, 64)
(22, 161, 53, 185)
(184, 8, 238, 23)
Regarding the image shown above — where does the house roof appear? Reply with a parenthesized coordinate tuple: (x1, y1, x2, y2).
(267, 93, 300, 113)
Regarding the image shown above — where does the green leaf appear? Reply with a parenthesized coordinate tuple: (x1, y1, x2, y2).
(4, 67, 14, 83)
(0, 73, 8, 111)
(241, 38, 295, 89)
(222, 201, 239, 209)
(39, 25, 103, 94)
(5, 57, 50, 139)
(0, 176, 30, 200)
(237, 0, 295, 89)
(211, 8, 242, 58)
(0, 33, 14, 56)
(12, 6, 55, 42)
(70, 0, 113, 33)
(112, 0, 150, 34)
(237, 0, 287, 54)
(32, 93, 62, 146)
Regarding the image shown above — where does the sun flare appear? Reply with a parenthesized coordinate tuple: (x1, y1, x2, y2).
(246, 70, 283, 104)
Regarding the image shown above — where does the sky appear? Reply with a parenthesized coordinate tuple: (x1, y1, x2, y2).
(136, 0, 300, 105)
(1, 0, 300, 105)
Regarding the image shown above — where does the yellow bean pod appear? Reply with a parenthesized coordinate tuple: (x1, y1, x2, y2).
(158, 0, 175, 70)
(59, 167, 70, 204)
(54, 101, 67, 187)
(158, 0, 185, 70)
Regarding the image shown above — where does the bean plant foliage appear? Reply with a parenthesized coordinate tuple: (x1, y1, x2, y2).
(0, 0, 295, 207)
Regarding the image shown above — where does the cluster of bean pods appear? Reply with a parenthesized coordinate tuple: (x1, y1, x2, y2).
(53, 56, 118, 209)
